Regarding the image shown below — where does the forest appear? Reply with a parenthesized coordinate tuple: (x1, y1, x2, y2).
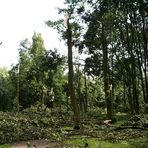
(0, 0, 148, 147)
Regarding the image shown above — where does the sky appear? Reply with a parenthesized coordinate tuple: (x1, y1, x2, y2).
(0, 0, 66, 69)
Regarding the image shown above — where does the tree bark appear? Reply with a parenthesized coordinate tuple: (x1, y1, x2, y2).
(66, 16, 80, 128)
(101, 21, 112, 120)
(16, 64, 20, 112)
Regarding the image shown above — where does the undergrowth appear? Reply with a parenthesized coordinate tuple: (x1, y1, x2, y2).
(0, 107, 147, 148)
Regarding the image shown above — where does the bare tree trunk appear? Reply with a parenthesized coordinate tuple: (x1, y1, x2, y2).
(77, 65, 83, 111)
(66, 16, 80, 129)
(101, 21, 112, 120)
(127, 84, 134, 114)
(137, 47, 146, 104)
(16, 64, 20, 112)
(141, 5, 148, 107)
(84, 71, 88, 112)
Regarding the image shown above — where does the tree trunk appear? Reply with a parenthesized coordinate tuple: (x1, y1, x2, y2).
(16, 64, 20, 112)
(66, 17, 80, 128)
(77, 65, 83, 111)
(84, 71, 88, 112)
(101, 21, 112, 120)
(140, 1, 148, 108)
(127, 83, 134, 114)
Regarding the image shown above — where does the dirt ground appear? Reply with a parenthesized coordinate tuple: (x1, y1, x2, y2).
(10, 139, 62, 148)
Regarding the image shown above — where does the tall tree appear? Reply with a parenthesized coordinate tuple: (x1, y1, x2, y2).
(81, 0, 113, 119)
(66, 12, 80, 127)
(46, 0, 82, 128)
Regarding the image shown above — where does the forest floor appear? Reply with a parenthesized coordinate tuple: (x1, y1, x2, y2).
(0, 108, 148, 148)
(10, 139, 61, 148)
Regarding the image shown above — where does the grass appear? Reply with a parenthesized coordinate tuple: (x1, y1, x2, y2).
(64, 137, 130, 148)
(0, 144, 9, 148)
(2, 138, 148, 148)
(64, 136, 148, 148)
(128, 138, 148, 148)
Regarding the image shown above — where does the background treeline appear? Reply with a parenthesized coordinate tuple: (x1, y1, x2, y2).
(0, 0, 147, 120)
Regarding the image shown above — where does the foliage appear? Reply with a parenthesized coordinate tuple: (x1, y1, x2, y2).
(0, 109, 147, 147)
(0, 110, 53, 144)
(0, 68, 14, 111)
(78, 0, 148, 115)
(0, 0, 148, 147)
(9, 33, 65, 109)
(122, 114, 148, 127)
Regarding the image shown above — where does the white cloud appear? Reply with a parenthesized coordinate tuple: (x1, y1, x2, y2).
(0, 0, 65, 68)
